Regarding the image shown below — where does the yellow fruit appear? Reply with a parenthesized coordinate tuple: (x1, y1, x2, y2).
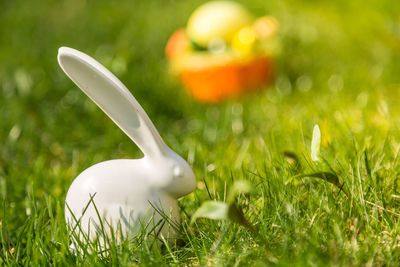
(165, 29, 190, 59)
(232, 26, 257, 55)
(253, 16, 281, 56)
(187, 1, 253, 47)
(253, 16, 279, 39)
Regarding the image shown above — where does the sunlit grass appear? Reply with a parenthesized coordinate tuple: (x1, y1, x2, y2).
(1, 0, 400, 265)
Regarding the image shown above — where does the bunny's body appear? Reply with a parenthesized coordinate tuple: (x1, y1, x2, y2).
(57, 47, 196, 246)
(66, 158, 180, 239)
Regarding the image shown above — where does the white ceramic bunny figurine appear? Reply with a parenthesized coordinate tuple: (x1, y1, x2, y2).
(57, 47, 196, 244)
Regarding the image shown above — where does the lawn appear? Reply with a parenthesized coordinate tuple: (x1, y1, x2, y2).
(1, 0, 400, 265)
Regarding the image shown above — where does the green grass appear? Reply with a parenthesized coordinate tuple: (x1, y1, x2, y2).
(1, 0, 400, 265)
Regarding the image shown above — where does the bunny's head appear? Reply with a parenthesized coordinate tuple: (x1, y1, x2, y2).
(152, 147, 196, 198)
(57, 47, 196, 198)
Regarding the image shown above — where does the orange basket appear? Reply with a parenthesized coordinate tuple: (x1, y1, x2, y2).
(180, 56, 273, 102)
(166, 28, 276, 103)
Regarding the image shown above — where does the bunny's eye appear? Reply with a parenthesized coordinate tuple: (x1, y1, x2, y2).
(173, 165, 184, 178)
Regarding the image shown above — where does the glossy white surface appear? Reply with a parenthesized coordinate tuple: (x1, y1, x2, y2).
(58, 47, 196, 244)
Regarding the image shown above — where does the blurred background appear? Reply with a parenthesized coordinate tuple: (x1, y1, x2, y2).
(0, 0, 399, 231)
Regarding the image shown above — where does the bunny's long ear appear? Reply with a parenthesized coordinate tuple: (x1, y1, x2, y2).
(58, 47, 168, 158)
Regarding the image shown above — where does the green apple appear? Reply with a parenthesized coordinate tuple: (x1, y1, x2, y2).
(187, 1, 253, 48)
